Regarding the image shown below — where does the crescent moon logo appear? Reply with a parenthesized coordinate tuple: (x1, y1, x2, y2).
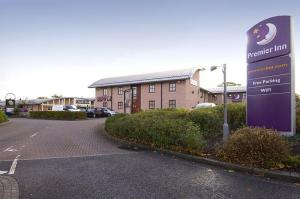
(255, 23, 277, 46)
(234, 94, 240, 100)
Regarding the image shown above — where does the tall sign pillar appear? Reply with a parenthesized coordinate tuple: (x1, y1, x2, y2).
(246, 16, 295, 135)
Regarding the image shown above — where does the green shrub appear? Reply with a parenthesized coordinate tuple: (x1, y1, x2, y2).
(30, 111, 86, 120)
(188, 108, 222, 141)
(283, 155, 300, 168)
(216, 127, 290, 168)
(215, 103, 246, 131)
(105, 111, 205, 152)
(139, 108, 189, 119)
(0, 111, 8, 123)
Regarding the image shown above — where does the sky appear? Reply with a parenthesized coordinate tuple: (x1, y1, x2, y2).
(0, 0, 299, 99)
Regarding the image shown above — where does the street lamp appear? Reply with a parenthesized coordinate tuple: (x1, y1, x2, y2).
(210, 64, 229, 142)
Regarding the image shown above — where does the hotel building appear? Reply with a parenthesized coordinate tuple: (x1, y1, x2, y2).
(89, 68, 212, 113)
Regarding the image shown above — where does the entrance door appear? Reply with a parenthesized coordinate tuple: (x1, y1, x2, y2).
(131, 85, 141, 113)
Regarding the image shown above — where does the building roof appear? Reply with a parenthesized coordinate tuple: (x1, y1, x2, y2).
(89, 67, 199, 88)
(206, 86, 246, 94)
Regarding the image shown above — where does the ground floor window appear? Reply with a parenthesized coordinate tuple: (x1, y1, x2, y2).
(118, 102, 123, 109)
(149, 100, 155, 109)
(103, 102, 108, 107)
(169, 100, 176, 108)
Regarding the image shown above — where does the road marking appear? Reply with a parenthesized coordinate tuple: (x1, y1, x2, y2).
(8, 155, 20, 175)
(30, 132, 39, 138)
(3, 146, 18, 152)
(0, 170, 8, 175)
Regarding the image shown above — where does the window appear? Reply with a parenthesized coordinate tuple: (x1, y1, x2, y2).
(149, 84, 155, 93)
(169, 83, 176, 92)
(103, 102, 108, 107)
(118, 102, 123, 109)
(169, 100, 176, 108)
(103, 88, 108, 96)
(149, 100, 155, 109)
(118, 87, 123, 95)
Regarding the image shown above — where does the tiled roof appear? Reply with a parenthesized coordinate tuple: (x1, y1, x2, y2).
(89, 67, 199, 88)
(206, 86, 246, 94)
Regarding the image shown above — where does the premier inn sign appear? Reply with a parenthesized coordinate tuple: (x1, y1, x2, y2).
(246, 16, 295, 135)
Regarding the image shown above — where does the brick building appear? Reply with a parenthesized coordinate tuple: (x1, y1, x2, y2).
(89, 68, 204, 113)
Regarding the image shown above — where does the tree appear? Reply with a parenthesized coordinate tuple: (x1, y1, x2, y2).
(37, 97, 48, 99)
(51, 94, 63, 98)
(217, 82, 242, 87)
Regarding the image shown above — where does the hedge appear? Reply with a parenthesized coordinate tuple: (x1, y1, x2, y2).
(0, 111, 8, 123)
(105, 110, 205, 153)
(30, 111, 86, 120)
(188, 103, 246, 142)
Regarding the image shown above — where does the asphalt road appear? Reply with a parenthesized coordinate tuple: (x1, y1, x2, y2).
(0, 118, 300, 199)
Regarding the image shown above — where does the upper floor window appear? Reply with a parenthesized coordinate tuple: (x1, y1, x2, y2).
(169, 83, 176, 92)
(149, 84, 155, 93)
(118, 87, 123, 95)
(103, 88, 108, 96)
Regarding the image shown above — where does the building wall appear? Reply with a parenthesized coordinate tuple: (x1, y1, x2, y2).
(93, 70, 203, 112)
(207, 93, 246, 105)
(185, 70, 201, 109)
(140, 82, 162, 110)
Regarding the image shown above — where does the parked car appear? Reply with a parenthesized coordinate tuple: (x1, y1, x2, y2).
(63, 105, 80, 112)
(101, 107, 117, 117)
(194, 103, 216, 109)
(52, 105, 64, 111)
(86, 108, 117, 118)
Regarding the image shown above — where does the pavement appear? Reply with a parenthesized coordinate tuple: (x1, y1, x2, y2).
(0, 118, 300, 198)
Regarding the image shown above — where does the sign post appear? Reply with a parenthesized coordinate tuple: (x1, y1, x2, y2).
(5, 93, 16, 116)
(246, 16, 295, 135)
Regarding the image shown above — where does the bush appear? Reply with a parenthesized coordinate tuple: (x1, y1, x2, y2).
(215, 103, 246, 131)
(188, 108, 222, 141)
(30, 111, 86, 120)
(0, 111, 8, 123)
(105, 110, 205, 152)
(216, 127, 290, 168)
(283, 155, 300, 168)
(139, 108, 189, 119)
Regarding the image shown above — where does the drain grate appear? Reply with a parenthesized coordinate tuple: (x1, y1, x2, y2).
(118, 145, 144, 151)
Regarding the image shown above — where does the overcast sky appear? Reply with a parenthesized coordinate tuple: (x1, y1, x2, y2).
(0, 0, 299, 99)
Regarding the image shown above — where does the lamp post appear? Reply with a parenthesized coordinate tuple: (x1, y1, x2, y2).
(210, 64, 229, 142)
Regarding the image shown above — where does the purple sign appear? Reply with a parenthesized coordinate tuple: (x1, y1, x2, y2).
(232, 93, 243, 102)
(247, 56, 292, 131)
(246, 16, 295, 134)
(247, 16, 291, 63)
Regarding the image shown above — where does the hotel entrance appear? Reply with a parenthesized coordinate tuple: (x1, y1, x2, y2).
(131, 85, 141, 113)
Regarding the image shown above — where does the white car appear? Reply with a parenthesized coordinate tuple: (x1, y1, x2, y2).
(195, 103, 216, 109)
(52, 105, 64, 111)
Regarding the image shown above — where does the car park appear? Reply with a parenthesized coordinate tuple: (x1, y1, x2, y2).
(86, 108, 117, 118)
